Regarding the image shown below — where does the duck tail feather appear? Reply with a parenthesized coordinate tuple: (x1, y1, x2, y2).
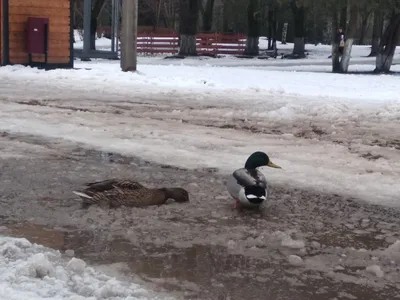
(72, 191, 93, 199)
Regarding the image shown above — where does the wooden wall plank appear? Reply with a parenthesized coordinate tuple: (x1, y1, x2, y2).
(10, 31, 70, 42)
(9, 0, 70, 9)
(9, 44, 70, 52)
(9, 23, 70, 33)
(9, 15, 70, 25)
(9, 7, 70, 17)
(10, 55, 70, 64)
(11, 52, 70, 59)
(9, 44, 70, 53)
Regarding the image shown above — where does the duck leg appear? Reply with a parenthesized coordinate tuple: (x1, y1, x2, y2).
(233, 200, 239, 209)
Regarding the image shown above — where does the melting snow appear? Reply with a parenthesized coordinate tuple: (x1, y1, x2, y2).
(288, 255, 304, 267)
(366, 265, 385, 278)
(0, 45, 399, 207)
(280, 235, 306, 250)
(0, 236, 174, 300)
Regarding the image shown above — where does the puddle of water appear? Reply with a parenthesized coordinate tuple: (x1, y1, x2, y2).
(1, 132, 400, 299)
(313, 229, 390, 250)
(2, 222, 398, 300)
(6, 222, 67, 249)
(73, 149, 138, 165)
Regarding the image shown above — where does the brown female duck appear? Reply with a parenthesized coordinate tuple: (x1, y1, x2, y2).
(73, 179, 189, 208)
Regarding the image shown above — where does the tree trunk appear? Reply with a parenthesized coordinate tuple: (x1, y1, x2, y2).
(339, 38, 354, 72)
(339, 0, 347, 30)
(222, 1, 230, 32)
(179, 0, 199, 56)
(202, 0, 215, 32)
(291, 0, 305, 58)
(331, 9, 341, 73)
(338, 3, 359, 73)
(244, 0, 260, 56)
(267, 8, 273, 50)
(272, 15, 277, 50)
(374, 14, 400, 73)
(90, 17, 97, 50)
(90, 0, 107, 50)
(179, 35, 197, 55)
(245, 36, 259, 55)
(358, 13, 370, 45)
(312, 0, 317, 45)
(293, 37, 305, 54)
(369, 9, 383, 57)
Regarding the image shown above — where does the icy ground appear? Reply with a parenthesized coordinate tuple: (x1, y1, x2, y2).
(0, 134, 400, 300)
(0, 54, 400, 299)
(0, 62, 399, 206)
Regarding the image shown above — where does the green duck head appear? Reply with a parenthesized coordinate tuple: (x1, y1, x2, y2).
(244, 151, 281, 169)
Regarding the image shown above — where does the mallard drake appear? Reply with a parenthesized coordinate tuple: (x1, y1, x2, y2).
(72, 179, 189, 208)
(227, 151, 281, 209)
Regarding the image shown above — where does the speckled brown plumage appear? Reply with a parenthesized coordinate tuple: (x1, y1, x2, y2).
(84, 179, 145, 192)
(73, 178, 189, 209)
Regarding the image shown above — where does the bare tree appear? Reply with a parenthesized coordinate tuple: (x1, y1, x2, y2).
(164, 0, 179, 29)
(369, 8, 384, 56)
(244, 0, 261, 55)
(374, 12, 400, 73)
(339, 0, 347, 31)
(339, 2, 359, 72)
(331, 3, 341, 72)
(290, 0, 306, 58)
(267, 0, 278, 50)
(200, 0, 216, 32)
(331, 0, 359, 73)
(358, 6, 374, 45)
(179, 0, 200, 55)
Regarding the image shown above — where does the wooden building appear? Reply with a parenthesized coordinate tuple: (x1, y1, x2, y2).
(0, 0, 73, 69)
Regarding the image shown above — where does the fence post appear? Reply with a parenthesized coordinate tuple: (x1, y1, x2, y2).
(215, 33, 219, 55)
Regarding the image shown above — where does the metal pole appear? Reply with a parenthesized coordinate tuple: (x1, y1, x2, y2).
(111, 0, 115, 52)
(116, 0, 120, 55)
(120, 0, 138, 71)
(82, 0, 92, 61)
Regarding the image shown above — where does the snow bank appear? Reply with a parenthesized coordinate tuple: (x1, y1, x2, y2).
(1, 61, 400, 103)
(0, 236, 174, 300)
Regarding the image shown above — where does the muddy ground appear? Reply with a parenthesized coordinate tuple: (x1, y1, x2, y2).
(0, 132, 399, 299)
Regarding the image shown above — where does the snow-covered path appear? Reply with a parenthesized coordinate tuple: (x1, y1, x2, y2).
(0, 63, 399, 206)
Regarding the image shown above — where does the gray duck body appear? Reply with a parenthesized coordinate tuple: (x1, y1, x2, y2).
(226, 151, 281, 208)
(227, 168, 268, 208)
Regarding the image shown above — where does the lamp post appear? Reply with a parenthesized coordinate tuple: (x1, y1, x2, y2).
(120, 0, 138, 71)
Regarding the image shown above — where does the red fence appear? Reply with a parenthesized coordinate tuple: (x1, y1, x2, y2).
(197, 33, 246, 56)
(94, 27, 246, 56)
(137, 33, 179, 54)
(137, 33, 246, 56)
